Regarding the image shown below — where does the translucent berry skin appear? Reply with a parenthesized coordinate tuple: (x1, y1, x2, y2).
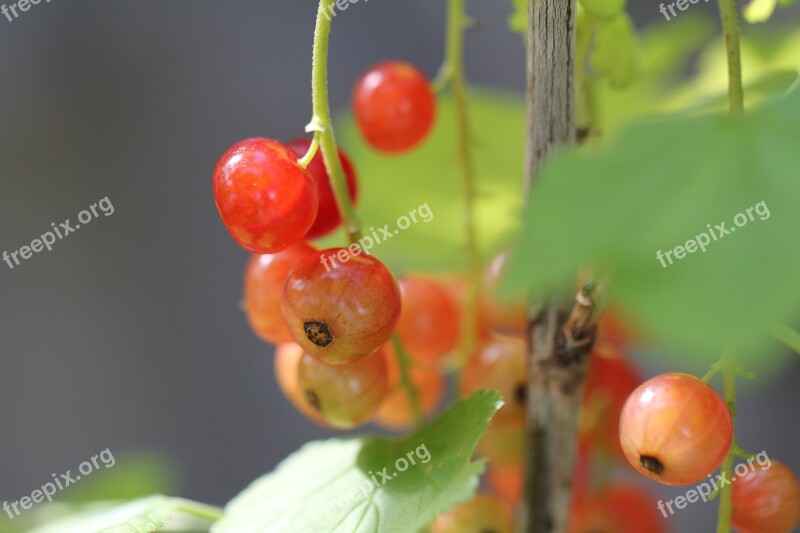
(732, 461, 800, 533)
(297, 348, 388, 429)
(285, 138, 358, 239)
(244, 243, 317, 344)
(598, 485, 666, 533)
(281, 248, 402, 365)
(482, 252, 527, 334)
(273, 343, 329, 427)
(619, 372, 732, 485)
(213, 138, 319, 253)
(374, 346, 444, 430)
(580, 348, 641, 460)
(431, 493, 514, 533)
(353, 61, 436, 153)
(460, 336, 527, 427)
(396, 277, 459, 365)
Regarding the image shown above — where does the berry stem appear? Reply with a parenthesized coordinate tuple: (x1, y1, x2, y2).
(443, 0, 482, 368)
(310, 0, 362, 243)
(770, 323, 800, 355)
(391, 335, 423, 427)
(716, 349, 737, 533)
(717, 0, 745, 113)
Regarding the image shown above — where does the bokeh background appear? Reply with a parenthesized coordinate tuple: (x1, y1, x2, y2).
(1, 1, 799, 531)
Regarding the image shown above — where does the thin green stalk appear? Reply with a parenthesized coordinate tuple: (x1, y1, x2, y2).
(445, 0, 481, 368)
(308, 0, 419, 424)
(310, 0, 362, 243)
(717, 0, 745, 113)
(771, 323, 800, 355)
(716, 350, 737, 533)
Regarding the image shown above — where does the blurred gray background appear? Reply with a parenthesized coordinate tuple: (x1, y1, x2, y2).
(1, 1, 798, 531)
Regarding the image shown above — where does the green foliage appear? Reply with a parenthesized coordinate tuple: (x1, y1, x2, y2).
(58, 454, 177, 503)
(591, 13, 640, 88)
(744, 0, 796, 22)
(331, 92, 526, 274)
(212, 390, 502, 533)
(507, 91, 800, 365)
(28, 496, 176, 533)
(509, 0, 526, 35)
(579, 0, 626, 19)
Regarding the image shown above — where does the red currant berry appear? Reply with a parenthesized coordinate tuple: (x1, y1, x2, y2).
(274, 343, 330, 427)
(396, 276, 459, 365)
(460, 336, 527, 428)
(486, 464, 522, 505)
(580, 348, 641, 460)
(297, 348, 388, 429)
(732, 461, 800, 533)
(431, 494, 514, 533)
(213, 138, 319, 253)
(483, 251, 527, 334)
(244, 243, 316, 344)
(374, 346, 445, 430)
(281, 248, 402, 365)
(598, 484, 667, 533)
(285, 138, 359, 239)
(477, 421, 524, 467)
(619, 372, 732, 485)
(353, 61, 436, 153)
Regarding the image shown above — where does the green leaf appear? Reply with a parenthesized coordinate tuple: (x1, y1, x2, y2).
(329, 91, 525, 274)
(509, 0, 527, 36)
(591, 13, 640, 88)
(744, 0, 778, 22)
(579, 0, 626, 19)
(212, 390, 503, 533)
(26, 496, 221, 533)
(28, 496, 176, 533)
(508, 91, 800, 366)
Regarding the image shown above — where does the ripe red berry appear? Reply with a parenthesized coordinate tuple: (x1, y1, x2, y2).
(482, 252, 527, 334)
(396, 276, 459, 366)
(460, 336, 527, 428)
(374, 346, 445, 430)
(281, 248, 402, 365)
(353, 61, 436, 153)
(273, 343, 330, 427)
(297, 348, 388, 429)
(213, 138, 319, 253)
(285, 138, 358, 239)
(619, 372, 732, 485)
(732, 461, 800, 533)
(580, 348, 641, 460)
(243, 243, 317, 344)
(431, 493, 514, 533)
(486, 464, 522, 505)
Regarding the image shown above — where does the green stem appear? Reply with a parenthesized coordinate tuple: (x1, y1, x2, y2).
(310, 0, 362, 243)
(392, 335, 423, 427)
(716, 350, 737, 533)
(717, 0, 745, 113)
(445, 0, 481, 368)
(770, 323, 800, 355)
(173, 498, 225, 523)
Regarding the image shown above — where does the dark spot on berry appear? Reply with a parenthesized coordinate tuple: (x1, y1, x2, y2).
(641, 455, 664, 476)
(514, 383, 527, 406)
(304, 389, 321, 411)
(304, 321, 333, 347)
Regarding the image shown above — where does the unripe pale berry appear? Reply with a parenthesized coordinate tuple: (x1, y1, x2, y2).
(281, 248, 402, 365)
(619, 372, 732, 485)
(244, 243, 317, 344)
